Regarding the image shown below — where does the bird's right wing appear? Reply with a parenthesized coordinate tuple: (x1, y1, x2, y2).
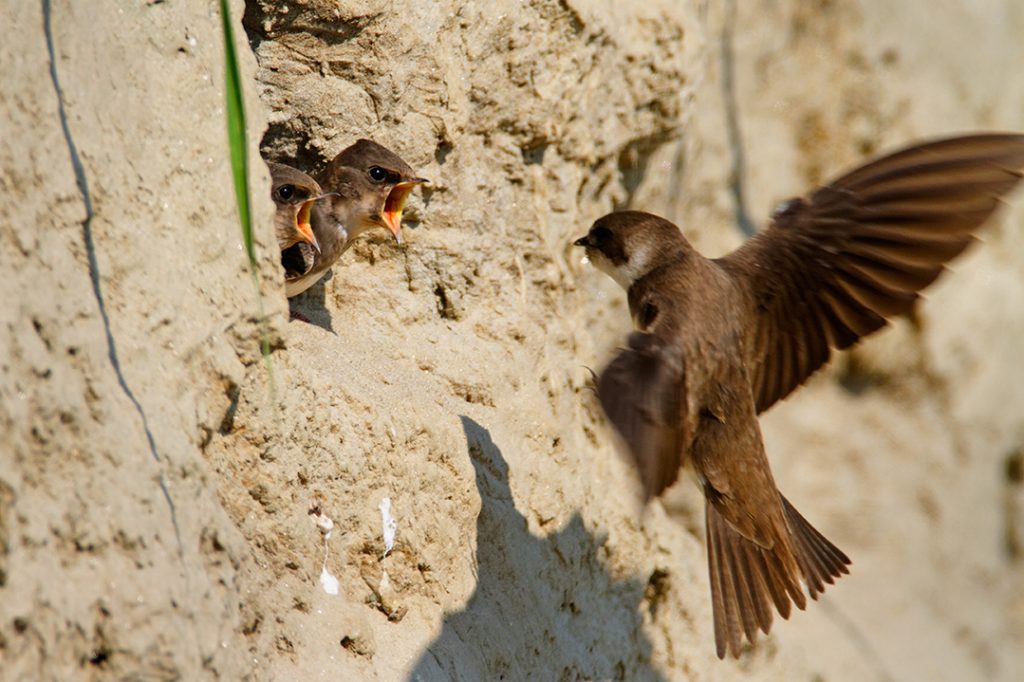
(716, 134, 1024, 414)
(596, 331, 689, 501)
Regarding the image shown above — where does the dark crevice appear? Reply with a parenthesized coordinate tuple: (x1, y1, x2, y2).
(434, 283, 455, 320)
(1005, 451, 1023, 485)
(614, 131, 675, 211)
(435, 140, 453, 165)
(259, 127, 325, 177)
(242, 1, 378, 47)
(643, 568, 671, 620)
(219, 383, 241, 436)
(87, 646, 111, 668)
(837, 353, 889, 396)
(521, 142, 548, 166)
(42, 0, 182, 554)
(721, 0, 757, 237)
(1005, 449, 1023, 561)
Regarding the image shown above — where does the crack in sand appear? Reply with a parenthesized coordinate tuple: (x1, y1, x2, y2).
(42, 0, 182, 555)
(721, 0, 757, 238)
(906, 310, 970, 464)
(819, 599, 896, 682)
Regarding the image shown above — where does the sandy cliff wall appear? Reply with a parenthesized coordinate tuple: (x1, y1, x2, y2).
(1, 0, 281, 678)
(2, 1, 1023, 680)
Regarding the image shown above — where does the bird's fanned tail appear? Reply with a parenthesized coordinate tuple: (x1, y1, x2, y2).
(706, 495, 851, 658)
(781, 494, 851, 599)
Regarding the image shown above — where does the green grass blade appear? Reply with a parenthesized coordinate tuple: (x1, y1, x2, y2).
(219, 0, 276, 396)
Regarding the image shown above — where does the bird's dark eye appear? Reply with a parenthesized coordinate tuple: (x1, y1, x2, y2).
(368, 166, 388, 183)
(592, 226, 612, 242)
(275, 184, 295, 201)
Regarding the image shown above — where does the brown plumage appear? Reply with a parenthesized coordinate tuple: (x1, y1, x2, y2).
(267, 162, 327, 253)
(283, 139, 427, 298)
(574, 133, 1024, 658)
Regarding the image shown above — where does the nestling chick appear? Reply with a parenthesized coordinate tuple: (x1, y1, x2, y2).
(283, 139, 427, 298)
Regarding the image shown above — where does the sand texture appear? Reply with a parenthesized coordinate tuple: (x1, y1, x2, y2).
(2, 1, 1023, 680)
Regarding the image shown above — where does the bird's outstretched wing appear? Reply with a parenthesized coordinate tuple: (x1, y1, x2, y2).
(716, 133, 1024, 413)
(596, 331, 689, 500)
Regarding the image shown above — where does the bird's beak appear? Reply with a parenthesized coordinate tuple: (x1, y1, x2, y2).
(381, 178, 428, 245)
(573, 236, 591, 247)
(292, 197, 323, 253)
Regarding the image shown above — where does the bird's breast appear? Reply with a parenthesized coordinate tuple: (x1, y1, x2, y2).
(285, 270, 328, 298)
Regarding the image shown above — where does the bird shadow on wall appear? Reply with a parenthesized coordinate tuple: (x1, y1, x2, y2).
(407, 416, 668, 682)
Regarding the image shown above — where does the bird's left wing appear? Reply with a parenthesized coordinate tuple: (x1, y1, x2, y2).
(596, 331, 689, 501)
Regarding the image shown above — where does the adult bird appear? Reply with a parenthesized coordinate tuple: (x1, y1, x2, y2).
(574, 133, 1024, 658)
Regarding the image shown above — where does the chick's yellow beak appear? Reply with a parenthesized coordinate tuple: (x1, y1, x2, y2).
(295, 199, 321, 253)
(381, 178, 428, 245)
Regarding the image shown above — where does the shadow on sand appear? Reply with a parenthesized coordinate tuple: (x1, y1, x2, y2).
(408, 417, 668, 681)
(287, 271, 334, 332)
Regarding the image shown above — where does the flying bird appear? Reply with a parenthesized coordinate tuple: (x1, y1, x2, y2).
(574, 133, 1024, 658)
(283, 139, 427, 297)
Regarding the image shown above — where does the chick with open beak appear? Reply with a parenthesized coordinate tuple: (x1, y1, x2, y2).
(267, 162, 329, 253)
(283, 139, 427, 298)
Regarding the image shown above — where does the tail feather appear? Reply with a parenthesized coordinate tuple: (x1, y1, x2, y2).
(707, 507, 743, 658)
(748, 541, 792, 620)
(706, 495, 851, 658)
(706, 521, 729, 658)
(735, 540, 774, 636)
(726, 524, 763, 643)
(781, 494, 851, 600)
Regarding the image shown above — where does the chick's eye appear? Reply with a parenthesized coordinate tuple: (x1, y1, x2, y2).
(592, 226, 612, 242)
(275, 185, 294, 201)
(368, 166, 388, 183)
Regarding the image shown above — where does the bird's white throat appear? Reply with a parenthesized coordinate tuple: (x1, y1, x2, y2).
(590, 241, 653, 291)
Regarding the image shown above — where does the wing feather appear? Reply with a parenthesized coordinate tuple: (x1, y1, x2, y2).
(595, 332, 688, 500)
(717, 133, 1024, 412)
